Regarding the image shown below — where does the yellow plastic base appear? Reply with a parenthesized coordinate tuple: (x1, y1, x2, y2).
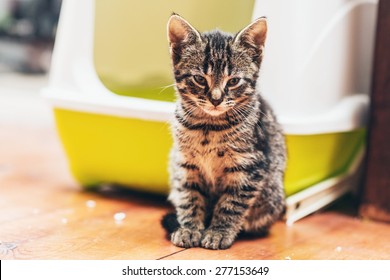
(54, 108, 365, 196)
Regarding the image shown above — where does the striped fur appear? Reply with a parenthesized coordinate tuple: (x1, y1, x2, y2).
(164, 14, 286, 250)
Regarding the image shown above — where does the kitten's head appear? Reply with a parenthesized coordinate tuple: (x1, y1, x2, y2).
(167, 14, 267, 117)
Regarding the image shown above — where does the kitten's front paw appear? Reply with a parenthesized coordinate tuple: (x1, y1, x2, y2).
(201, 229, 236, 250)
(171, 228, 203, 248)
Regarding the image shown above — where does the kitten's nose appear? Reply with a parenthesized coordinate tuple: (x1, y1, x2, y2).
(210, 97, 223, 107)
(210, 88, 223, 107)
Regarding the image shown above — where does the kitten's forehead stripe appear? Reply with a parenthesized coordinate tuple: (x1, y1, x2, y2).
(226, 44, 233, 75)
(203, 43, 211, 74)
(202, 31, 234, 81)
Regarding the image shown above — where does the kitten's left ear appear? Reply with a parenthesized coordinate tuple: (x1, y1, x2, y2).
(234, 17, 267, 50)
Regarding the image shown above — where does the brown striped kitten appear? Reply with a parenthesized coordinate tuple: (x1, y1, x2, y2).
(162, 14, 286, 250)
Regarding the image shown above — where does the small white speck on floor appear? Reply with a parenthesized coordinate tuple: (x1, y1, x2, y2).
(114, 212, 126, 223)
(335, 246, 342, 252)
(61, 218, 68, 224)
(285, 256, 292, 260)
(86, 200, 96, 209)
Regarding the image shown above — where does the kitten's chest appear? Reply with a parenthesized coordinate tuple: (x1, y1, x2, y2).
(185, 130, 225, 161)
(182, 130, 242, 187)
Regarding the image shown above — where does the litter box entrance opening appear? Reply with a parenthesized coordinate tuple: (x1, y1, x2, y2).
(93, 0, 255, 101)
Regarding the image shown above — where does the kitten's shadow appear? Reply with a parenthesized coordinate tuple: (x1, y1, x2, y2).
(238, 230, 269, 241)
(85, 183, 169, 209)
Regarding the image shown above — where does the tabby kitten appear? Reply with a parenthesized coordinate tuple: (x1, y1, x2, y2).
(162, 14, 286, 250)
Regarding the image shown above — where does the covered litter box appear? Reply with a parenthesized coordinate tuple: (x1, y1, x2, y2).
(43, 0, 378, 223)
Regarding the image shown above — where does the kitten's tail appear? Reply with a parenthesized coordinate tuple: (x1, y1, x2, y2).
(161, 212, 180, 234)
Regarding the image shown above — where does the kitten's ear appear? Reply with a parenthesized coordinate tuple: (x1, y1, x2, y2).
(234, 17, 267, 49)
(167, 14, 201, 47)
(167, 14, 201, 64)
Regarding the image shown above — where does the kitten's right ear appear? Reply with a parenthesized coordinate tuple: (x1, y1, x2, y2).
(167, 14, 201, 45)
(167, 14, 201, 63)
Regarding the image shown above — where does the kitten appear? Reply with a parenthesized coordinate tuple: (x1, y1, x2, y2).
(162, 14, 286, 250)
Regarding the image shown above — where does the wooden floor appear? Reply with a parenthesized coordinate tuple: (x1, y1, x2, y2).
(1, 74, 390, 260)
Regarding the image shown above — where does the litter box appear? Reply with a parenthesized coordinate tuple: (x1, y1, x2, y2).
(43, 0, 377, 223)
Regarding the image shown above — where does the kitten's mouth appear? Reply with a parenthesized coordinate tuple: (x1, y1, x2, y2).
(202, 106, 228, 116)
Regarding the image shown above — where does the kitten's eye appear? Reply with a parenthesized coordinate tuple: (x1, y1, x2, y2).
(227, 77, 240, 87)
(193, 75, 207, 86)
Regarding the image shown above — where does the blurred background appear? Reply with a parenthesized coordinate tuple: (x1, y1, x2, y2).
(0, 0, 61, 74)
(0, 0, 61, 127)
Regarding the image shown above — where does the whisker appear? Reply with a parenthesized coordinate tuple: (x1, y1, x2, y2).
(181, 103, 199, 119)
(157, 83, 175, 95)
(258, 110, 273, 122)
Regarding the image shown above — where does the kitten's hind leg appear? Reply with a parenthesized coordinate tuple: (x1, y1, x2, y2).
(242, 182, 285, 236)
